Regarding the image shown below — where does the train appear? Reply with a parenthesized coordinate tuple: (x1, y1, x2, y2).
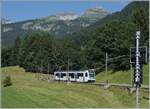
(54, 69, 95, 82)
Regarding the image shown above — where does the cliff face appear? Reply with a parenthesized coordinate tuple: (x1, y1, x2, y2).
(81, 7, 108, 23)
(56, 12, 78, 21)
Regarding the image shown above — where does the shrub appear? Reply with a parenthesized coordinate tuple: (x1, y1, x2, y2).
(3, 75, 12, 87)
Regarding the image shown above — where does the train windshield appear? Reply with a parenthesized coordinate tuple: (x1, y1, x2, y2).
(89, 73, 94, 78)
(89, 69, 95, 78)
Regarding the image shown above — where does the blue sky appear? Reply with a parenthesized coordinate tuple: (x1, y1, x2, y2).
(2, 0, 131, 22)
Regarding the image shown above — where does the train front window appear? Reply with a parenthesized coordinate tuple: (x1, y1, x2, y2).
(89, 70, 95, 74)
(89, 69, 95, 78)
(89, 73, 94, 78)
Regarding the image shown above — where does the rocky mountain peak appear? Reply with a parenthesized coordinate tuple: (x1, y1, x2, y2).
(41, 12, 78, 22)
(56, 12, 78, 21)
(81, 7, 109, 23)
(86, 7, 108, 13)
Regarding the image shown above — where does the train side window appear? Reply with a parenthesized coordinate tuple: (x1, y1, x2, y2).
(61, 73, 66, 78)
(56, 73, 60, 77)
(85, 73, 88, 77)
(69, 73, 74, 78)
(78, 73, 83, 77)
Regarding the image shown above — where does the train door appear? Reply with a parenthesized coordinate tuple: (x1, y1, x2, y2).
(75, 72, 77, 81)
(61, 73, 67, 81)
(69, 73, 75, 81)
(84, 72, 89, 82)
(77, 72, 84, 82)
(54, 72, 60, 80)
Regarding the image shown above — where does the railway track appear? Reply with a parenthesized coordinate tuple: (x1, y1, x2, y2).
(74, 82, 149, 90)
(90, 83, 149, 90)
(53, 79, 149, 90)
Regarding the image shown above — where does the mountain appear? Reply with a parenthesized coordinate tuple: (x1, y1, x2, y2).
(2, 1, 148, 73)
(92, 1, 149, 27)
(2, 7, 109, 48)
(61, 1, 148, 72)
(70, 1, 149, 46)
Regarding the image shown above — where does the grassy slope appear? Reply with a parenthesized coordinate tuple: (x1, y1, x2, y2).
(96, 64, 149, 85)
(1, 66, 149, 108)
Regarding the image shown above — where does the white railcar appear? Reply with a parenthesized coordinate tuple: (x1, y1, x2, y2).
(54, 69, 95, 82)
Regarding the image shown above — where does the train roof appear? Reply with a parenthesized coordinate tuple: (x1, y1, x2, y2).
(54, 69, 95, 73)
(54, 70, 88, 73)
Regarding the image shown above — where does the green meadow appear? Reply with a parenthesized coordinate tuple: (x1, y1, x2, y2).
(1, 66, 149, 108)
(96, 64, 149, 85)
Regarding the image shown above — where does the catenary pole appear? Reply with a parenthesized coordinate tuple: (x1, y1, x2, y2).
(67, 56, 70, 83)
(130, 64, 133, 87)
(105, 52, 108, 84)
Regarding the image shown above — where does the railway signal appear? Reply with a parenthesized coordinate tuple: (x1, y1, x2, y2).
(135, 31, 141, 108)
(130, 46, 147, 64)
(130, 31, 147, 108)
(130, 34, 147, 86)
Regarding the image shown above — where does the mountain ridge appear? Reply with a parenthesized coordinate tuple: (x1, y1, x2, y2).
(2, 7, 109, 47)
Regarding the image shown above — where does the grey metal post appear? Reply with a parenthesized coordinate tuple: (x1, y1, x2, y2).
(40, 61, 43, 80)
(48, 63, 50, 81)
(135, 31, 140, 108)
(105, 52, 108, 84)
(70, 61, 72, 71)
(67, 56, 70, 83)
(130, 64, 133, 87)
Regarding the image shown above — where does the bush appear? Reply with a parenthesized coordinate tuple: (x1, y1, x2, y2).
(3, 75, 12, 87)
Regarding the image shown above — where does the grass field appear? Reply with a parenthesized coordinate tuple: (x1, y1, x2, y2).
(96, 64, 149, 85)
(1, 66, 149, 108)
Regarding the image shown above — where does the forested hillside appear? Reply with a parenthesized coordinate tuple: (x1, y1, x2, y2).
(1, 1, 149, 74)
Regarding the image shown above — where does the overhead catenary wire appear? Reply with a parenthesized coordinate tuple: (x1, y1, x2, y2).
(94, 55, 130, 71)
(108, 55, 129, 61)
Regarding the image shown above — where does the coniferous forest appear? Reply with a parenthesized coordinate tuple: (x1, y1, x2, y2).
(1, 1, 149, 74)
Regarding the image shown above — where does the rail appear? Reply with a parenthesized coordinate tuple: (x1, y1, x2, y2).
(77, 82, 149, 90)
